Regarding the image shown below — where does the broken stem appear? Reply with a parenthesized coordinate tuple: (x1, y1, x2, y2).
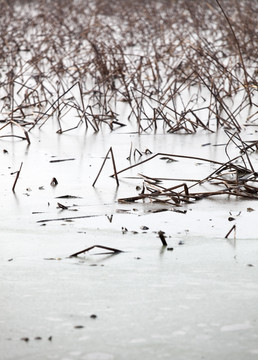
(69, 245, 123, 257)
(111, 152, 224, 178)
(225, 224, 236, 239)
(158, 231, 168, 246)
(12, 162, 23, 192)
(93, 147, 119, 187)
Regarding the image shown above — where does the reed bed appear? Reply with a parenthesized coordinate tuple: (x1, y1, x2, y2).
(1, 0, 258, 203)
(0, 0, 257, 137)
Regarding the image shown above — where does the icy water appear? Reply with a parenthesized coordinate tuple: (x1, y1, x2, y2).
(1, 122, 258, 360)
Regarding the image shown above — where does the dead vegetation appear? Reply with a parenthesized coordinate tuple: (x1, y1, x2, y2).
(0, 0, 257, 137)
(1, 0, 258, 205)
(113, 141, 258, 205)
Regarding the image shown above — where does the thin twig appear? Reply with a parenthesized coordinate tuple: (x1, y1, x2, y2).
(37, 214, 100, 223)
(215, 0, 252, 105)
(111, 152, 224, 178)
(12, 162, 23, 192)
(69, 245, 123, 257)
(225, 224, 236, 239)
(93, 147, 119, 187)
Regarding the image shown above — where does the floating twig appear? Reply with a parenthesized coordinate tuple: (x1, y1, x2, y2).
(225, 224, 236, 239)
(111, 152, 224, 178)
(69, 245, 123, 257)
(37, 214, 100, 223)
(49, 158, 75, 163)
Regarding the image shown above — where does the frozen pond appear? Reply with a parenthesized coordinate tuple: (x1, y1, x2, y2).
(1, 124, 258, 360)
(1, 0, 258, 358)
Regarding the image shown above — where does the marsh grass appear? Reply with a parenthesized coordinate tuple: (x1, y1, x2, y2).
(1, 0, 258, 199)
(0, 0, 256, 137)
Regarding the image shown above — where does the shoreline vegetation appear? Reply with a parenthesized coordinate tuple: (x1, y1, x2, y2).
(1, 0, 258, 203)
(1, 0, 257, 133)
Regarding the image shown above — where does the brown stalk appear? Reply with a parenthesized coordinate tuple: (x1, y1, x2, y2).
(37, 215, 100, 223)
(69, 245, 123, 257)
(0, 120, 30, 144)
(111, 152, 224, 178)
(158, 231, 167, 246)
(225, 224, 236, 239)
(28, 82, 79, 131)
(12, 162, 23, 192)
(92, 147, 119, 187)
(214, 0, 252, 105)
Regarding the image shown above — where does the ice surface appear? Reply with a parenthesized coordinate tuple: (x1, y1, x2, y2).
(1, 125, 258, 360)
